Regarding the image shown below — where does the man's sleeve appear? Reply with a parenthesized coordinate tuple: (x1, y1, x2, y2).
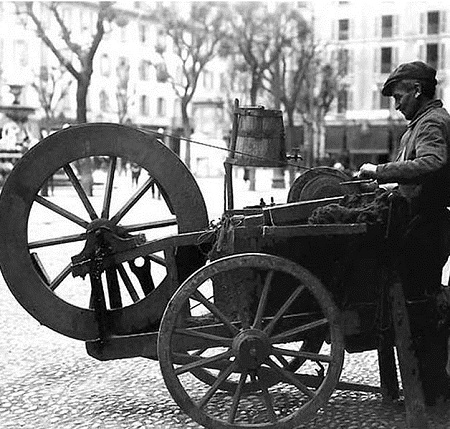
(376, 118, 448, 184)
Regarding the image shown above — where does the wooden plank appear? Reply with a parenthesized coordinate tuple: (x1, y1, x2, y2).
(390, 280, 428, 429)
(260, 223, 367, 237)
(263, 196, 344, 225)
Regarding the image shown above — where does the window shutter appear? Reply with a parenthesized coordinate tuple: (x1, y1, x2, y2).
(349, 49, 354, 74)
(441, 11, 447, 33)
(374, 49, 380, 73)
(348, 90, 353, 110)
(419, 44, 425, 61)
(394, 15, 399, 36)
(420, 12, 425, 34)
(350, 19, 355, 39)
(372, 90, 378, 109)
(374, 16, 380, 38)
(440, 43, 446, 69)
(393, 47, 399, 67)
(332, 20, 337, 40)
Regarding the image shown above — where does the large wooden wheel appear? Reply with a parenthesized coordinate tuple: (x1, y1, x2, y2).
(158, 253, 344, 429)
(0, 123, 208, 341)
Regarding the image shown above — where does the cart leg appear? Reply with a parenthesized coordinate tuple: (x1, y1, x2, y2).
(377, 343, 400, 402)
(390, 280, 428, 429)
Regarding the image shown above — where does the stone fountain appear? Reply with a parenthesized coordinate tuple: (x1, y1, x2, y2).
(0, 84, 36, 184)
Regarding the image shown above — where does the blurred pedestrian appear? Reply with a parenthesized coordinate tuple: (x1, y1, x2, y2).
(131, 162, 141, 187)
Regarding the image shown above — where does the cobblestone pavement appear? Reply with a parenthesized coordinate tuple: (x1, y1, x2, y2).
(0, 172, 449, 428)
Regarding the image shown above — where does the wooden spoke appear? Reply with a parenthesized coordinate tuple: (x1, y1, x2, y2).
(254, 373, 277, 423)
(192, 290, 240, 335)
(145, 254, 166, 267)
(253, 270, 274, 329)
(172, 351, 229, 371)
(270, 318, 329, 344)
(122, 218, 177, 233)
(264, 285, 305, 335)
(49, 264, 72, 291)
(174, 328, 233, 346)
(271, 350, 290, 368)
(267, 357, 316, 399)
(197, 360, 237, 408)
(28, 232, 86, 249)
(110, 176, 156, 225)
(190, 295, 214, 312)
(63, 164, 98, 220)
(228, 371, 247, 423)
(101, 156, 117, 219)
(35, 195, 89, 229)
(116, 264, 140, 302)
(174, 349, 233, 376)
(105, 268, 122, 309)
(271, 346, 332, 363)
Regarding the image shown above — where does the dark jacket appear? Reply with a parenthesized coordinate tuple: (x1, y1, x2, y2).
(376, 99, 450, 211)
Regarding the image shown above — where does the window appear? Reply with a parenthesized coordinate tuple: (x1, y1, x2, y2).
(337, 88, 348, 113)
(381, 47, 392, 73)
(140, 95, 149, 116)
(372, 89, 390, 110)
(337, 49, 349, 75)
(117, 57, 130, 88)
(338, 19, 349, 40)
(139, 24, 147, 43)
(428, 11, 439, 35)
(156, 28, 166, 53)
(157, 97, 166, 117)
(139, 60, 151, 81)
(426, 43, 438, 69)
(381, 15, 393, 38)
(99, 90, 110, 112)
(155, 63, 169, 82)
(380, 92, 390, 109)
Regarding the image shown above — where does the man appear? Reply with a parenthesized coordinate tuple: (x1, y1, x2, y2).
(359, 61, 450, 405)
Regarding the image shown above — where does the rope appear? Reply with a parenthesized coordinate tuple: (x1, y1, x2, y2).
(143, 128, 311, 170)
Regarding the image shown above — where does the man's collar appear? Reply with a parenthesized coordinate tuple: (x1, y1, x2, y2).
(408, 99, 443, 128)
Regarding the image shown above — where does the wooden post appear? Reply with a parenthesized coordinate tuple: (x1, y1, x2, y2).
(224, 99, 240, 211)
(390, 280, 428, 429)
(377, 342, 400, 402)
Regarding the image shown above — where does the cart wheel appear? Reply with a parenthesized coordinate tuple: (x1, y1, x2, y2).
(158, 253, 344, 429)
(0, 123, 208, 341)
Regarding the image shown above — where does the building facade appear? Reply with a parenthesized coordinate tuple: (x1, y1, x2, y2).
(1, 1, 449, 171)
(314, 0, 450, 167)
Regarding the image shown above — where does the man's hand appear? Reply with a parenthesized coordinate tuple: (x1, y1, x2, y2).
(358, 163, 378, 179)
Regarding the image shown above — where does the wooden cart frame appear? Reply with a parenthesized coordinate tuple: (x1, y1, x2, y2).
(0, 123, 431, 428)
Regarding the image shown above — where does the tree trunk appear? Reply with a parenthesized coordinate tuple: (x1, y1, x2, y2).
(181, 101, 191, 170)
(76, 76, 93, 196)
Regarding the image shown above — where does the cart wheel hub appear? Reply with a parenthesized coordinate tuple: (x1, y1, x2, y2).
(233, 329, 270, 370)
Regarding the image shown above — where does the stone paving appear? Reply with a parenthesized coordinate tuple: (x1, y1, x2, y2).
(0, 170, 449, 428)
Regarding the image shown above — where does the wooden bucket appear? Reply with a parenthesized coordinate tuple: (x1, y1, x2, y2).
(233, 106, 286, 167)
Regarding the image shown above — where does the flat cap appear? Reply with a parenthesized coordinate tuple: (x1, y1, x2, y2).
(381, 61, 437, 96)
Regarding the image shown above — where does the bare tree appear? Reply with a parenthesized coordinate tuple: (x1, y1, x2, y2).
(17, 1, 116, 195)
(227, 2, 290, 106)
(19, 2, 115, 123)
(32, 65, 72, 126)
(150, 2, 228, 168)
(115, 57, 132, 124)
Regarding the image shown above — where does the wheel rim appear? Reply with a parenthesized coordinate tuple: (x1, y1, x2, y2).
(158, 253, 344, 429)
(0, 123, 208, 340)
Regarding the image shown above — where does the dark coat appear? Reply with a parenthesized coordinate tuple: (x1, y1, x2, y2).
(376, 99, 450, 212)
